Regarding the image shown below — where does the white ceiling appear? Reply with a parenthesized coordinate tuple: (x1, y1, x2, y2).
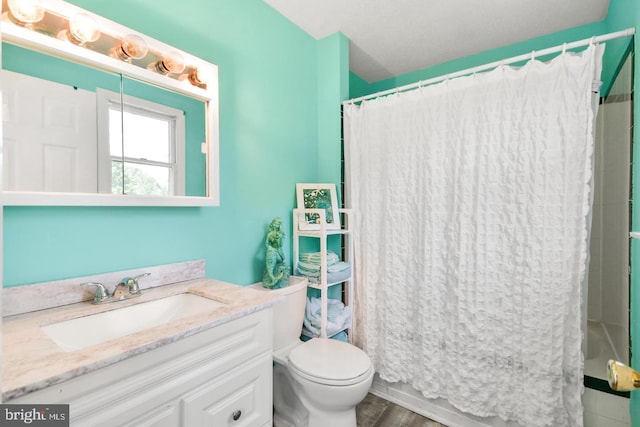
(263, 0, 611, 83)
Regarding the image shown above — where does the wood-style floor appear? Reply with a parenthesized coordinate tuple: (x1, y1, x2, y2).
(356, 393, 447, 427)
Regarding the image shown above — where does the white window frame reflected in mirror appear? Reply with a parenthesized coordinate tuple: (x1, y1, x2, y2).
(96, 89, 186, 197)
(0, 0, 219, 206)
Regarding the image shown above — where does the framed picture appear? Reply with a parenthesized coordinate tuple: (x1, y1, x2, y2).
(296, 183, 341, 230)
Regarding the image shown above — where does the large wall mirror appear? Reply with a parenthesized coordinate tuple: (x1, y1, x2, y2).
(1, 0, 219, 206)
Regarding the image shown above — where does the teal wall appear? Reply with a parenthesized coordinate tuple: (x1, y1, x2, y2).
(317, 32, 349, 186)
(3, 0, 346, 287)
(3, 43, 121, 92)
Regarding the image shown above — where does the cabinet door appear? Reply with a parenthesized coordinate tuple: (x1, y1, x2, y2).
(121, 402, 180, 427)
(181, 355, 272, 427)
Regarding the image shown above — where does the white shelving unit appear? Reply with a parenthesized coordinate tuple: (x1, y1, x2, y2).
(293, 208, 354, 341)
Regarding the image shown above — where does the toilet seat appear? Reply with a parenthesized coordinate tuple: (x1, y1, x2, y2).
(288, 338, 373, 386)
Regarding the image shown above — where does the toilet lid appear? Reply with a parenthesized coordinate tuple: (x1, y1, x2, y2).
(288, 338, 372, 383)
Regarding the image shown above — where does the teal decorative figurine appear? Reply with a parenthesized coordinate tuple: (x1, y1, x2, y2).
(263, 217, 290, 289)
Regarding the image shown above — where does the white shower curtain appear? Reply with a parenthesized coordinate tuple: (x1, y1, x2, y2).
(344, 45, 604, 427)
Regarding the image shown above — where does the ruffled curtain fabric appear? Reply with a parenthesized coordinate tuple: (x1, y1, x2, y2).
(344, 45, 604, 427)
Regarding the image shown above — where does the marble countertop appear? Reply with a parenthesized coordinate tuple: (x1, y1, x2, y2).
(2, 279, 282, 401)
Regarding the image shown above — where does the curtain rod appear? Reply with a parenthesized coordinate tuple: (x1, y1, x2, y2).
(345, 28, 635, 105)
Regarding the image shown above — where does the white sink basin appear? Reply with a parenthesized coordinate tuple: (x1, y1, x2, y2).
(42, 293, 226, 352)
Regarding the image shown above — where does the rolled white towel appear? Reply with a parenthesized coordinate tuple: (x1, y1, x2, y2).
(303, 297, 352, 337)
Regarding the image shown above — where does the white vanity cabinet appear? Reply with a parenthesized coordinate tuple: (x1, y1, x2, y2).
(9, 309, 273, 427)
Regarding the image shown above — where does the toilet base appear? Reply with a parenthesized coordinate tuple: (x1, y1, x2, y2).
(273, 361, 372, 427)
(287, 364, 373, 427)
(273, 364, 309, 427)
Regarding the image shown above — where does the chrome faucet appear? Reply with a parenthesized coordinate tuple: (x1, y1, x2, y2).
(81, 273, 150, 304)
(116, 273, 151, 297)
(80, 282, 112, 304)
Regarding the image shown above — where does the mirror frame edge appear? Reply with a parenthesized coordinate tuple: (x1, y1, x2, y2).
(1, 192, 218, 207)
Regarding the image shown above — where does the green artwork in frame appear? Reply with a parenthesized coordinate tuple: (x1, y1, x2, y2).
(296, 183, 341, 230)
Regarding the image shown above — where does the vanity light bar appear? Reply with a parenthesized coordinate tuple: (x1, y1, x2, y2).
(2, 0, 209, 89)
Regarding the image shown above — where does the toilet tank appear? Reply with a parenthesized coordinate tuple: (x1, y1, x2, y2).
(249, 276, 307, 352)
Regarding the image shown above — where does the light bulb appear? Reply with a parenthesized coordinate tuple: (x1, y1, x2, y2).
(187, 68, 207, 86)
(7, 0, 45, 27)
(112, 34, 148, 61)
(154, 51, 185, 75)
(68, 13, 101, 45)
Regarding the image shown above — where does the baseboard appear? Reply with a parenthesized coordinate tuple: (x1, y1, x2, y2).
(369, 375, 522, 427)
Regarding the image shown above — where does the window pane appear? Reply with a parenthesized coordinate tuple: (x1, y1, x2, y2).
(122, 110, 171, 162)
(122, 163, 170, 196)
(109, 107, 123, 157)
(111, 160, 123, 195)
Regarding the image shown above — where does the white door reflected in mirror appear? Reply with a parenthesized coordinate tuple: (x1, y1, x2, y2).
(3, 70, 97, 192)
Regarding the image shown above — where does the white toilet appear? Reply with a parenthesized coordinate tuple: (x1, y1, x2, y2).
(251, 276, 374, 427)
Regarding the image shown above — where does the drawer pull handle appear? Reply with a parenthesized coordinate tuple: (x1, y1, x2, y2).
(232, 410, 242, 421)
